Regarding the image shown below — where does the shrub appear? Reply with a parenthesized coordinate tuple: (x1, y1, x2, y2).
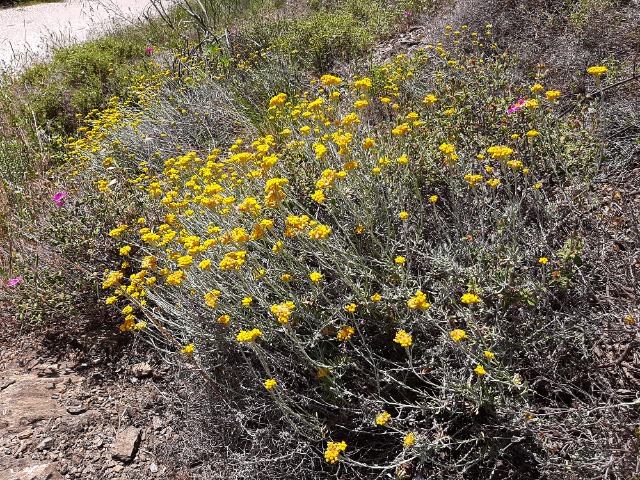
(60, 25, 638, 478)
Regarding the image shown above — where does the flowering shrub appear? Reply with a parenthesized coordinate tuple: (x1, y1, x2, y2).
(57, 24, 632, 479)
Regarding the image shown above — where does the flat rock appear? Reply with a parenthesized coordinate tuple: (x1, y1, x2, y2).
(130, 363, 153, 378)
(111, 426, 141, 462)
(65, 405, 87, 415)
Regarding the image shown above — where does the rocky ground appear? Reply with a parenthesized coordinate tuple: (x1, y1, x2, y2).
(0, 316, 193, 480)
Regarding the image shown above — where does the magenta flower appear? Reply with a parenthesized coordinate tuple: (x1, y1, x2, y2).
(145, 47, 154, 54)
(52, 191, 69, 207)
(507, 99, 525, 114)
(6, 276, 22, 287)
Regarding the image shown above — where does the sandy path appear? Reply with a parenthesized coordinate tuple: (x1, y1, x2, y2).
(0, 0, 172, 68)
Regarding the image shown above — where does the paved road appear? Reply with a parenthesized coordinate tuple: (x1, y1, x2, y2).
(0, 0, 170, 68)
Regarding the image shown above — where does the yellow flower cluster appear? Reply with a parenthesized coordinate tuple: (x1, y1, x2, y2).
(324, 441, 347, 464)
(236, 329, 263, 342)
(270, 301, 295, 324)
(407, 290, 430, 310)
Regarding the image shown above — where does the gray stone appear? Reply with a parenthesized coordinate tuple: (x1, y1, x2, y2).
(111, 426, 141, 462)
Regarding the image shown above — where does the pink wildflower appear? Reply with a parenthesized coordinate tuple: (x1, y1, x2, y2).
(507, 99, 525, 114)
(52, 191, 69, 207)
(6, 276, 22, 287)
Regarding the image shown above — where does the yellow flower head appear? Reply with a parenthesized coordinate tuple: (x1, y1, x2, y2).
(309, 271, 323, 283)
(354, 77, 372, 89)
(545, 90, 561, 101)
(461, 293, 481, 305)
(526, 130, 540, 138)
(242, 296, 253, 307)
(236, 328, 263, 342)
(344, 303, 357, 313)
(371, 292, 382, 302)
(407, 290, 430, 310)
(587, 65, 608, 77)
(399, 211, 410, 220)
(394, 330, 413, 348)
(403, 432, 416, 448)
(217, 314, 231, 324)
(395, 256, 406, 265)
(337, 325, 355, 341)
(321, 74, 343, 86)
(538, 257, 549, 265)
(484, 350, 495, 359)
(324, 441, 347, 464)
(271, 301, 295, 323)
(181, 343, 195, 355)
(375, 411, 391, 426)
(119, 245, 131, 256)
(264, 378, 277, 390)
(449, 329, 467, 342)
(474, 365, 487, 376)
(429, 195, 438, 204)
(530, 83, 545, 93)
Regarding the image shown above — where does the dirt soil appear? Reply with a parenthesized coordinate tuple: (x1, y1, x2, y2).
(0, 315, 191, 480)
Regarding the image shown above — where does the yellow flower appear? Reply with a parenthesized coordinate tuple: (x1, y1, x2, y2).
(464, 174, 484, 187)
(236, 328, 262, 342)
(309, 271, 323, 283)
(380, 97, 391, 103)
(105, 296, 117, 305)
(443, 108, 455, 116)
(269, 93, 287, 107)
(474, 365, 487, 376)
(422, 94, 437, 105)
(320, 74, 343, 86)
(166, 270, 186, 286)
(375, 411, 391, 426)
(354, 99, 369, 109)
(545, 90, 561, 101)
(587, 65, 608, 77)
(399, 211, 410, 220)
(487, 145, 513, 159)
(407, 290, 430, 310)
(219, 250, 246, 270)
(264, 378, 277, 390)
(309, 224, 331, 239)
(538, 257, 549, 265)
(371, 292, 382, 302)
(533, 182, 542, 189)
(119, 245, 131, 256)
(344, 303, 357, 313)
(354, 77, 372, 89)
(526, 130, 540, 137)
(272, 241, 284, 253)
(362, 137, 375, 149)
(439, 143, 455, 155)
(271, 301, 295, 323)
(486, 178, 501, 188)
(530, 83, 545, 93)
(314, 143, 328, 159)
(317, 367, 329, 378)
(461, 293, 481, 304)
(337, 325, 355, 341)
(429, 195, 438, 203)
(311, 189, 325, 203)
(395, 256, 406, 265)
(450, 329, 467, 342)
(217, 314, 230, 324)
(204, 290, 221, 308)
(484, 350, 495, 359)
(372, 167, 381, 175)
(394, 330, 413, 348)
(181, 344, 195, 355)
(403, 432, 416, 448)
(198, 259, 211, 270)
(355, 223, 364, 234)
(242, 297, 253, 307)
(281, 273, 292, 282)
(324, 441, 347, 464)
